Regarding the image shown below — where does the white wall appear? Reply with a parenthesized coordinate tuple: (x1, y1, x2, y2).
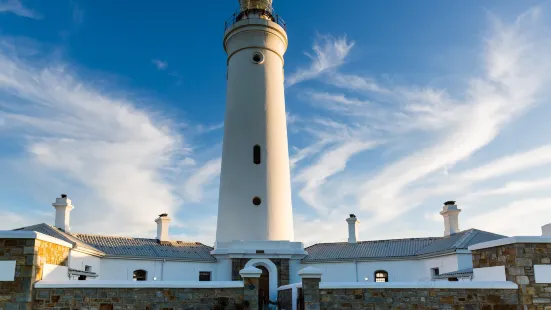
(42, 264, 69, 281)
(301, 253, 472, 282)
(100, 258, 219, 281)
(69, 251, 101, 279)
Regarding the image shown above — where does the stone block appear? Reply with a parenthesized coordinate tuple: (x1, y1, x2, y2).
(533, 297, 551, 304)
(515, 258, 533, 267)
(516, 276, 530, 284)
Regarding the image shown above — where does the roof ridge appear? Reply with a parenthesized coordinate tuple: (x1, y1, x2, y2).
(306, 236, 442, 248)
(451, 229, 478, 249)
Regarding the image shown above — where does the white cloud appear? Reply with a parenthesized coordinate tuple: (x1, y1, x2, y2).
(0, 0, 41, 19)
(183, 158, 221, 203)
(152, 59, 168, 70)
(460, 145, 551, 182)
(0, 44, 184, 236)
(294, 140, 376, 213)
(286, 35, 355, 87)
(288, 6, 551, 239)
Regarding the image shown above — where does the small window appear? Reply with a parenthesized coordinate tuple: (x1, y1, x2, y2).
(252, 52, 264, 64)
(253, 145, 261, 165)
(374, 270, 388, 283)
(431, 268, 440, 277)
(448, 277, 459, 282)
(85, 265, 92, 272)
(253, 197, 262, 206)
(133, 269, 147, 281)
(199, 271, 211, 281)
(78, 275, 86, 281)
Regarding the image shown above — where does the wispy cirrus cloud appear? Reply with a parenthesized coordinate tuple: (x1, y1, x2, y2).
(287, 6, 551, 241)
(0, 41, 187, 236)
(151, 59, 168, 70)
(0, 0, 41, 19)
(286, 35, 355, 87)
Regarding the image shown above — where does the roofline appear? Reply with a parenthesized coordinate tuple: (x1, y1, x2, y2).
(101, 255, 217, 263)
(0, 230, 73, 248)
(72, 245, 106, 257)
(301, 249, 469, 263)
(74, 233, 211, 247)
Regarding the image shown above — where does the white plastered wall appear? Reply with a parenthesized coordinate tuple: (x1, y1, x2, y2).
(100, 258, 218, 281)
(69, 251, 101, 279)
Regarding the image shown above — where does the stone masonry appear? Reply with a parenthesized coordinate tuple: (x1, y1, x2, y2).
(472, 242, 551, 309)
(0, 237, 70, 310)
(319, 288, 518, 309)
(33, 287, 246, 310)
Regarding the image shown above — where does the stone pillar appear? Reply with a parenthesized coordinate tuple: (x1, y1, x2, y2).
(0, 232, 70, 309)
(240, 266, 262, 310)
(299, 266, 323, 310)
(470, 237, 551, 308)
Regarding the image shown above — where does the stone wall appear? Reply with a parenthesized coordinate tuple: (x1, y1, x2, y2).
(0, 237, 69, 309)
(33, 287, 246, 310)
(319, 288, 518, 309)
(472, 242, 551, 308)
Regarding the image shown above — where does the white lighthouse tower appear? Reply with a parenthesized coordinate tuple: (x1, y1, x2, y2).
(215, 0, 294, 244)
(212, 1, 306, 298)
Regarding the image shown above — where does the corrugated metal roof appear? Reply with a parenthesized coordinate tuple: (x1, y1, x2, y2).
(75, 234, 216, 262)
(303, 229, 506, 262)
(434, 268, 473, 279)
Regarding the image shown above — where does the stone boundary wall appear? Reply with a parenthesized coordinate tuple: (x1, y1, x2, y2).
(472, 242, 551, 307)
(319, 288, 518, 309)
(0, 237, 70, 309)
(33, 287, 246, 310)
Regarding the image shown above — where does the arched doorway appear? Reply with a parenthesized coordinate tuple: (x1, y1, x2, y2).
(244, 259, 278, 305)
(258, 266, 269, 309)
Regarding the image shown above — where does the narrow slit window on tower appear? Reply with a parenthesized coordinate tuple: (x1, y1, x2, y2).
(253, 145, 261, 165)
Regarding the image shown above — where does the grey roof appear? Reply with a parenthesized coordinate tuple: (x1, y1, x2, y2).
(14, 223, 215, 262)
(15, 223, 105, 256)
(75, 234, 216, 262)
(434, 268, 473, 279)
(303, 229, 506, 262)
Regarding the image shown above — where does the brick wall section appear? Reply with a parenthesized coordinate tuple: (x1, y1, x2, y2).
(277, 288, 292, 310)
(319, 288, 518, 309)
(33, 287, 246, 309)
(231, 258, 290, 286)
(0, 238, 69, 309)
(472, 243, 551, 308)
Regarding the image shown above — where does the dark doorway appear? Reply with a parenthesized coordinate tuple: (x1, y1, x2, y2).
(257, 266, 269, 310)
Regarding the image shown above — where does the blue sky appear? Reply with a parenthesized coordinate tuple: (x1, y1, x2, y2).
(1, 0, 551, 246)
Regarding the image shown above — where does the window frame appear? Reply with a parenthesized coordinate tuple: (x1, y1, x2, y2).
(374, 270, 388, 283)
(199, 271, 212, 282)
(133, 269, 147, 281)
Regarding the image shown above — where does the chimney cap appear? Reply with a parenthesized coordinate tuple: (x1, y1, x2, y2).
(349, 214, 356, 218)
(159, 213, 168, 217)
(61, 194, 68, 199)
(444, 201, 456, 206)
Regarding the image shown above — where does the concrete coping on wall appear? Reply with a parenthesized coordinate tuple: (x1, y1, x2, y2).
(278, 281, 518, 290)
(239, 266, 263, 278)
(298, 266, 323, 279)
(35, 280, 245, 289)
(0, 230, 73, 248)
(317, 281, 518, 289)
(468, 236, 551, 251)
(278, 283, 302, 291)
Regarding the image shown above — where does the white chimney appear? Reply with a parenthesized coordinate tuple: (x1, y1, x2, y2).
(440, 201, 461, 236)
(542, 224, 551, 236)
(155, 213, 172, 242)
(52, 194, 74, 233)
(346, 214, 359, 243)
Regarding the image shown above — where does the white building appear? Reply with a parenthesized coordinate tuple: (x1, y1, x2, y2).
(5, 0, 518, 305)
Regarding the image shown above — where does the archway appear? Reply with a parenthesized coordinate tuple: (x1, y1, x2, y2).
(244, 259, 278, 304)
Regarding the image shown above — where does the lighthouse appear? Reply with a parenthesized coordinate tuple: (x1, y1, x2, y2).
(215, 0, 294, 244)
